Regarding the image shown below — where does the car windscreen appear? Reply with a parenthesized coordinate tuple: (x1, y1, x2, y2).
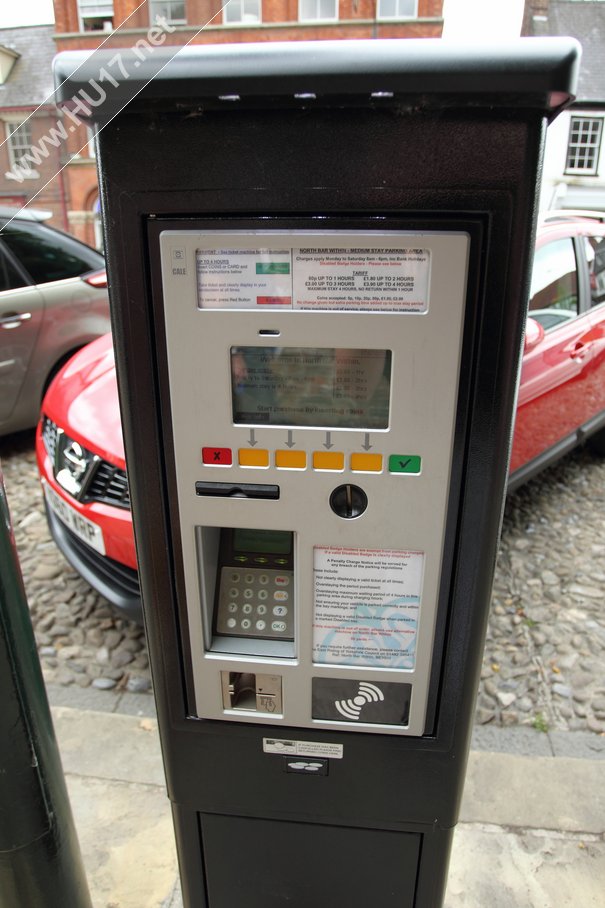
(0, 221, 104, 284)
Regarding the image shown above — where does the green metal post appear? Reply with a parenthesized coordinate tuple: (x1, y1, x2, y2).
(0, 470, 92, 907)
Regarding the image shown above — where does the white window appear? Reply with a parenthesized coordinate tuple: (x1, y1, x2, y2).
(299, 0, 338, 22)
(6, 121, 33, 169)
(223, 0, 261, 23)
(377, 0, 417, 19)
(149, 0, 186, 25)
(77, 0, 114, 31)
(565, 116, 603, 175)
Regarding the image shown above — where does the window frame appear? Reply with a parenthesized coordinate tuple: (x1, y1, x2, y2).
(5, 120, 33, 171)
(376, 0, 418, 20)
(148, 0, 187, 25)
(565, 116, 603, 176)
(77, 0, 114, 31)
(298, 0, 339, 23)
(223, 0, 262, 24)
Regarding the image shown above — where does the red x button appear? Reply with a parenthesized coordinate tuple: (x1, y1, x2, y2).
(202, 447, 232, 466)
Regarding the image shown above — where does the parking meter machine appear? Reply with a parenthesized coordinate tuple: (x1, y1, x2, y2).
(55, 38, 579, 908)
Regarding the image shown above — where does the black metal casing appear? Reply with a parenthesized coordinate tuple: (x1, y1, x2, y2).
(55, 39, 579, 907)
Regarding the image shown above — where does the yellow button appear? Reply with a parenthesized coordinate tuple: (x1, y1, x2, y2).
(313, 451, 345, 471)
(238, 448, 269, 467)
(350, 453, 383, 473)
(275, 450, 307, 470)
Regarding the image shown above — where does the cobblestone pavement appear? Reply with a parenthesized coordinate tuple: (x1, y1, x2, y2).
(1, 430, 604, 733)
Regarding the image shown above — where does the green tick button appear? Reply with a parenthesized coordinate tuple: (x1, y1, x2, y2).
(389, 455, 422, 475)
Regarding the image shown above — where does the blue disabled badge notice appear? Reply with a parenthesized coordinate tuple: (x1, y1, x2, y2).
(313, 546, 424, 670)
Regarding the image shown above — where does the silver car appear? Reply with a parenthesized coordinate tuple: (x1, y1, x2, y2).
(0, 206, 111, 436)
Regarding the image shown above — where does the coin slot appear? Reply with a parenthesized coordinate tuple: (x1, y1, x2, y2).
(329, 484, 368, 519)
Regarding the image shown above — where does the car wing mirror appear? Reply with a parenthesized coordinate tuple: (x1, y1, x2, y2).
(524, 315, 545, 353)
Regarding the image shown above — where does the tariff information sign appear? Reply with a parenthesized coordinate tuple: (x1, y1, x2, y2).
(197, 246, 430, 312)
(313, 546, 424, 669)
(292, 248, 430, 312)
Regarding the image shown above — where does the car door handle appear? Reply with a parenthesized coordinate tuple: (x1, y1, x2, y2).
(568, 340, 593, 362)
(0, 312, 32, 328)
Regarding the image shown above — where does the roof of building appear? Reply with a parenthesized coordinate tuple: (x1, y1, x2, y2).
(529, 1, 605, 103)
(0, 25, 56, 110)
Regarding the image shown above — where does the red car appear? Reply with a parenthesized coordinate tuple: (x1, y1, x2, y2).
(36, 212, 605, 623)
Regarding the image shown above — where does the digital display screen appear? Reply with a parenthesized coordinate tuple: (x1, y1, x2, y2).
(231, 347, 391, 429)
(233, 529, 292, 555)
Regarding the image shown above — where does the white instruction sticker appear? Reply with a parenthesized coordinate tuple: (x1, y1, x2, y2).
(196, 246, 430, 312)
(197, 248, 292, 309)
(313, 546, 423, 669)
(263, 738, 344, 759)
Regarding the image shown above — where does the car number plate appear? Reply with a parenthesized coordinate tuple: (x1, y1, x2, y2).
(43, 481, 106, 556)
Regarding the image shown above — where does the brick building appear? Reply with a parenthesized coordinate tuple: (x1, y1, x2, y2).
(0, 26, 69, 231)
(53, 0, 444, 246)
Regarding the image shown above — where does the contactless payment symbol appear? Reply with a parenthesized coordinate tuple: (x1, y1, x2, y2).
(334, 682, 385, 720)
(312, 678, 412, 726)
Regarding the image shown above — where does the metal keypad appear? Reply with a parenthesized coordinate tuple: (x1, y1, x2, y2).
(215, 567, 294, 640)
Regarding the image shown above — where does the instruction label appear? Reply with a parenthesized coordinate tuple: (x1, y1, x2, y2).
(313, 546, 423, 669)
(197, 247, 430, 312)
(292, 248, 430, 311)
(197, 249, 292, 309)
(263, 738, 344, 759)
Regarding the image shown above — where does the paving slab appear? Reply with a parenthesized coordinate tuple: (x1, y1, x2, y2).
(461, 750, 605, 834)
(445, 823, 605, 908)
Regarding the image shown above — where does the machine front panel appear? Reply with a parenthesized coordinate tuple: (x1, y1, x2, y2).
(157, 228, 470, 735)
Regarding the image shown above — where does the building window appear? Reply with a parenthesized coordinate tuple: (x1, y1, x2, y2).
(223, 0, 261, 23)
(299, 0, 338, 21)
(149, 0, 186, 24)
(377, 0, 417, 19)
(6, 121, 33, 170)
(565, 116, 603, 175)
(77, 0, 114, 31)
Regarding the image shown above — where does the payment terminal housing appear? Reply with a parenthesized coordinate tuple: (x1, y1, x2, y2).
(55, 39, 579, 908)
